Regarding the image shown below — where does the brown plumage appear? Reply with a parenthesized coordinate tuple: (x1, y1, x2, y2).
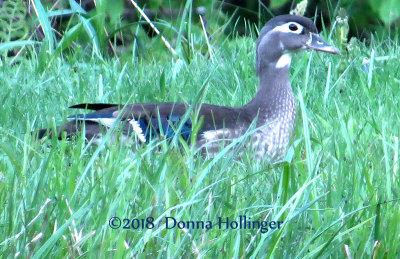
(37, 15, 339, 161)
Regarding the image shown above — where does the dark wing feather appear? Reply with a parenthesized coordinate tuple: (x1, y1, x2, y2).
(119, 102, 248, 131)
(37, 102, 249, 141)
(69, 103, 119, 110)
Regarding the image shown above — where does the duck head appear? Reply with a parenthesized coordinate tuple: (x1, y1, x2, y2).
(256, 15, 339, 75)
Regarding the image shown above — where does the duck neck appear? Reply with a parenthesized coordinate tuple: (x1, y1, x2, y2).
(244, 60, 293, 117)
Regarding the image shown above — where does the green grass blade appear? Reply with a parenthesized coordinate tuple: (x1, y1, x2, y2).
(33, 0, 55, 54)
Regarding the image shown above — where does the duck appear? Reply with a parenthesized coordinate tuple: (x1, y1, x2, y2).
(37, 15, 339, 161)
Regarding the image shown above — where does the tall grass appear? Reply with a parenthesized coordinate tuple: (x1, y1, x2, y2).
(1, 0, 399, 258)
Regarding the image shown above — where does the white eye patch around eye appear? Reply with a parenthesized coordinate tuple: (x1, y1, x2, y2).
(272, 22, 304, 34)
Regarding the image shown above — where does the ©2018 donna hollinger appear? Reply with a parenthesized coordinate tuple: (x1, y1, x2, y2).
(165, 216, 284, 234)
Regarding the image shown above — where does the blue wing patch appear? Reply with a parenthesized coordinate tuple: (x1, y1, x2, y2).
(139, 115, 192, 142)
(69, 113, 192, 142)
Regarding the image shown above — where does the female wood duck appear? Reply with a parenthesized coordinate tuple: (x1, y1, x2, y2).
(38, 15, 339, 161)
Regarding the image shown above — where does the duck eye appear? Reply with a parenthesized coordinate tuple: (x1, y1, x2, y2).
(289, 23, 298, 31)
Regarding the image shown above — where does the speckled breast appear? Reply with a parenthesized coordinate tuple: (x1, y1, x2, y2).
(254, 87, 296, 161)
(199, 87, 296, 161)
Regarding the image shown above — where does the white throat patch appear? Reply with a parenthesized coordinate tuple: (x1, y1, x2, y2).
(276, 53, 292, 68)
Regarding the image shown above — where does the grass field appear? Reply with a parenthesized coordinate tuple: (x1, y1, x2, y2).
(1, 16, 400, 258)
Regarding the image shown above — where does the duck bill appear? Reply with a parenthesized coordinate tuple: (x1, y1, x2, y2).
(306, 33, 340, 54)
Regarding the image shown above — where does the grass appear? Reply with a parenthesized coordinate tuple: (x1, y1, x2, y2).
(1, 8, 400, 259)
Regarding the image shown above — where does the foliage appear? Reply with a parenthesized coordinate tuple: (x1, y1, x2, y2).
(0, 0, 31, 61)
(367, 0, 400, 26)
(0, 0, 29, 43)
(0, 2, 399, 257)
(1, 19, 400, 257)
(222, 0, 400, 39)
(0, 0, 399, 64)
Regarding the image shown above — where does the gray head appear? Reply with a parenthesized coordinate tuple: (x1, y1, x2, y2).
(256, 15, 339, 75)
